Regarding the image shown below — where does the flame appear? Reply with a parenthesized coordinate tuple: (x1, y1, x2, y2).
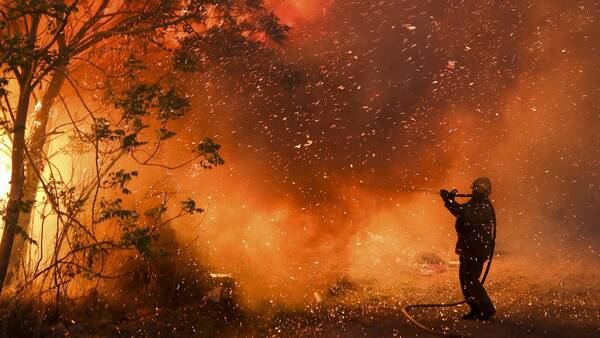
(0, 138, 10, 201)
(267, 0, 334, 25)
(0, 127, 78, 272)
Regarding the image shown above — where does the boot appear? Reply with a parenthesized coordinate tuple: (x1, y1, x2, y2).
(461, 309, 479, 320)
(476, 303, 496, 320)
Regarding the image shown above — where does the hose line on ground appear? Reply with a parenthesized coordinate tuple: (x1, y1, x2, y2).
(401, 212, 497, 338)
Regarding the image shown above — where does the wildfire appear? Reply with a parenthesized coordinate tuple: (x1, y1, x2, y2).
(0, 139, 9, 235)
(267, 0, 334, 25)
(0, 137, 10, 202)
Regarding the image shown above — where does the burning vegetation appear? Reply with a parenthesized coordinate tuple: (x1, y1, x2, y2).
(0, 0, 599, 337)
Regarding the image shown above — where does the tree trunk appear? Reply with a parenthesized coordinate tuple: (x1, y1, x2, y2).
(0, 84, 32, 292)
(6, 164, 40, 282)
(7, 68, 66, 282)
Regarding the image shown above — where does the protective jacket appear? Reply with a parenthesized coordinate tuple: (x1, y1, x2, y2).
(443, 195, 495, 259)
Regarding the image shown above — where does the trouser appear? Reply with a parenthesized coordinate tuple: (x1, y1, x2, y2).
(459, 255, 495, 314)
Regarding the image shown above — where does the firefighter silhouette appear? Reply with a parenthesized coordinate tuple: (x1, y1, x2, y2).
(440, 177, 496, 320)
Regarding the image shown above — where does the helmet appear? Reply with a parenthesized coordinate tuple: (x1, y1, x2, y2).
(471, 177, 492, 196)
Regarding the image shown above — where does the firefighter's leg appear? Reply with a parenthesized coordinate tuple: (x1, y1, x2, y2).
(459, 256, 478, 313)
(461, 256, 495, 318)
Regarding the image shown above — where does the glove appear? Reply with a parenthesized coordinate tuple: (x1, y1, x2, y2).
(450, 189, 458, 197)
(440, 189, 458, 200)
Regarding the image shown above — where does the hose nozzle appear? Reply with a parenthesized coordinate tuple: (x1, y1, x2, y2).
(449, 189, 472, 198)
(442, 189, 472, 199)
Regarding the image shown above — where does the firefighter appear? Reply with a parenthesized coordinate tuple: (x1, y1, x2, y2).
(440, 177, 496, 320)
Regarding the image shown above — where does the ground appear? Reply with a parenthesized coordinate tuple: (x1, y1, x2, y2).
(51, 254, 600, 338)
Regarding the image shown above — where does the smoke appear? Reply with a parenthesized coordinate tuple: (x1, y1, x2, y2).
(160, 0, 599, 304)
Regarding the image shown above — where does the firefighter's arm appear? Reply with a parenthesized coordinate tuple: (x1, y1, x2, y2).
(440, 189, 462, 217)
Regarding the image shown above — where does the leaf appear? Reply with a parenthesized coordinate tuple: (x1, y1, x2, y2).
(157, 88, 190, 121)
(156, 128, 176, 140)
(259, 12, 289, 44)
(181, 198, 204, 214)
(195, 137, 225, 168)
(122, 133, 146, 151)
(105, 169, 139, 194)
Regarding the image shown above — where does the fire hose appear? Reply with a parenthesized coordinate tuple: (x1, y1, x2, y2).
(400, 190, 497, 338)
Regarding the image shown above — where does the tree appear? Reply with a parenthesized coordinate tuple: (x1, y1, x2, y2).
(0, 0, 288, 294)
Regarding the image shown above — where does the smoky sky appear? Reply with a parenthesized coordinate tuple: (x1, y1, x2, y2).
(175, 0, 599, 248)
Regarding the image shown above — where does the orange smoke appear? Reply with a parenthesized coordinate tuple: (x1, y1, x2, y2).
(32, 0, 590, 306)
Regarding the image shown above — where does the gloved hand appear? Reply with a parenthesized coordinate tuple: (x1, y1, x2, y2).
(440, 189, 458, 200)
